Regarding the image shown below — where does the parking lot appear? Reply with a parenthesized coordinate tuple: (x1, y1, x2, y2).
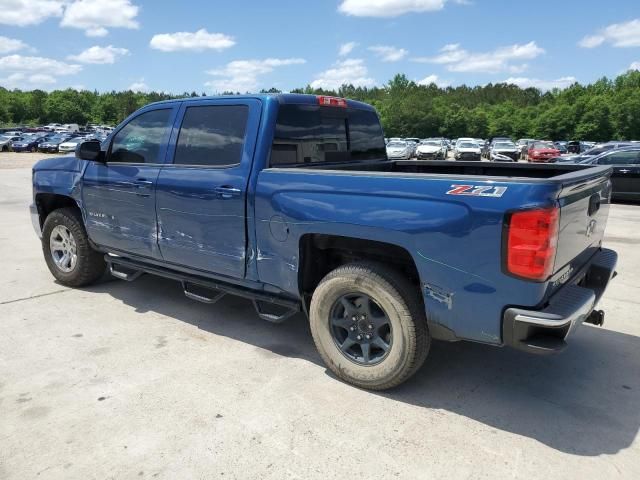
(1, 155, 639, 479)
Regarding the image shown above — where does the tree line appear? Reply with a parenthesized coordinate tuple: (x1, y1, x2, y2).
(2, 70, 639, 141)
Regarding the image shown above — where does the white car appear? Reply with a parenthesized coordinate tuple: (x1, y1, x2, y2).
(455, 137, 476, 149)
(386, 141, 413, 160)
(58, 137, 84, 154)
(454, 141, 482, 161)
(415, 140, 447, 160)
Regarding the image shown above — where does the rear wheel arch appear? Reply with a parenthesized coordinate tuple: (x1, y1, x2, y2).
(298, 233, 424, 311)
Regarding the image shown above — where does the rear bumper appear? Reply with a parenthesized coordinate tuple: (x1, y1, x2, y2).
(502, 248, 617, 354)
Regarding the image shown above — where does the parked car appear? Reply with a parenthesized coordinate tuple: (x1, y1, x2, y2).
(528, 141, 561, 163)
(404, 138, 420, 157)
(516, 139, 535, 159)
(10, 136, 47, 152)
(415, 139, 447, 160)
(0, 135, 22, 151)
(490, 141, 519, 161)
(576, 147, 640, 200)
(561, 142, 636, 163)
(58, 137, 85, 154)
(454, 140, 482, 161)
(553, 142, 568, 154)
(386, 141, 413, 160)
(38, 135, 72, 153)
(30, 94, 617, 390)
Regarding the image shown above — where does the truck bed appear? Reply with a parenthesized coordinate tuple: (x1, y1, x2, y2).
(296, 159, 608, 182)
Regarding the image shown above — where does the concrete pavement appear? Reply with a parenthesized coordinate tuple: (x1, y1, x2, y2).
(0, 158, 638, 479)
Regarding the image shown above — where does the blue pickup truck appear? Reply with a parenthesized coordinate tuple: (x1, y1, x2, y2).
(30, 94, 617, 390)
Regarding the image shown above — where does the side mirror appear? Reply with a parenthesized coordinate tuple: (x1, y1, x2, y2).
(76, 140, 104, 162)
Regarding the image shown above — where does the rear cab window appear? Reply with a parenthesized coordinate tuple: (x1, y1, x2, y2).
(270, 104, 386, 167)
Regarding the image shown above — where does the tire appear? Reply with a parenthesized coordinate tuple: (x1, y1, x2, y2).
(309, 262, 430, 390)
(42, 207, 106, 287)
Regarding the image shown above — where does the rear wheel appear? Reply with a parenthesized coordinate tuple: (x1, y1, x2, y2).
(42, 208, 106, 287)
(310, 262, 430, 390)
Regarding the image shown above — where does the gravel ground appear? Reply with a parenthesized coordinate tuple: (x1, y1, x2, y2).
(0, 151, 71, 169)
(0, 161, 639, 479)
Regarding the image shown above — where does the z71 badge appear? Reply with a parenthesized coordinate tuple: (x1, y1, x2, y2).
(446, 184, 507, 198)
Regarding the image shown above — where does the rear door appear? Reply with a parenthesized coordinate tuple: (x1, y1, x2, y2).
(596, 150, 640, 197)
(82, 106, 177, 258)
(155, 98, 261, 278)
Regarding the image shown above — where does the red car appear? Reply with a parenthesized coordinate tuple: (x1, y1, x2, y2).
(528, 141, 560, 162)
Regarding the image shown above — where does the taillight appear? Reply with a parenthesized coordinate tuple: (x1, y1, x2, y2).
(317, 95, 347, 108)
(506, 207, 559, 281)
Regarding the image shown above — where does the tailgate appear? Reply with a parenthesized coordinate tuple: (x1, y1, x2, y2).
(550, 167, 612, 293)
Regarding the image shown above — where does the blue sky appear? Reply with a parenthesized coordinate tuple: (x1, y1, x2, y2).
(1, 0, 639, 93)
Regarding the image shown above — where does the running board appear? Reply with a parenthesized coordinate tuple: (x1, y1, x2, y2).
(252, 299, 299, 324)
(104, 254, 301, 321)
(109, 262, 143, 281)
(182, 281, 226, 305)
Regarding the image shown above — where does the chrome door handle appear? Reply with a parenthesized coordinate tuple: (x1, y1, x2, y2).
(134, 178, 153, 197)
(214, 186, 241, 199)
(619, 169, 630, 173)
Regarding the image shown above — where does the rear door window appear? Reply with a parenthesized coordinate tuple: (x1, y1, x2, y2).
(174, 105, 248, 167)
(598, 151, 640, 165)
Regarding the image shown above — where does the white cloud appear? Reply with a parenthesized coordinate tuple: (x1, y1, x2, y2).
(0, 36, 30, 54)
(417, 74, 449, 88)
(310, 58, 376, 90)
(413, 41, 544, 73)
(0, 72, 57, 89)
(68, 45, 129, 64)
(0, 0, 66, 26)
(503, 76, 577, 91)
(60, 0, 140, 37)
(150, 29, 235, 52)
(629, 61, 640, 71)
(368, 45, 408, 62)
(579, 19, 640, 48)
(338, 0, 450, 17)
(205, 58, 306, 93)
(0, 54, 81, 89)
(338, 41, 358, 56)
(128, 79, 149, 92)
(0, 54, 81, 76)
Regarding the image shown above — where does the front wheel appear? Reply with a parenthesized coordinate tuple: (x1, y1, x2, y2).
(310, 262, 430, 390)
(42, 207, 106, 287)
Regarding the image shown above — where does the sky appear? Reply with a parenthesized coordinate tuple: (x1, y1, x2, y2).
(0, 0, 639, 94)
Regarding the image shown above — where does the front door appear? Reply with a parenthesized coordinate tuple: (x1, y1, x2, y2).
(155, 99, 261, 278)
(82, 106, 176, 258)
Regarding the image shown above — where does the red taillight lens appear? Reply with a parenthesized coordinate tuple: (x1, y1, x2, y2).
(506, 207, 559, 281)
(317, 95, 347, 107)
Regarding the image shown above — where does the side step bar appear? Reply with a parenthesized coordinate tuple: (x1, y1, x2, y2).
(104, 255, 300, 323)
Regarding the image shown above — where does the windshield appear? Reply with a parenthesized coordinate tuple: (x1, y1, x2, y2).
(532, 141, 555, 149)
(460, 142, 478, 148)
(420, 141, 440, 146)
(585, 145, 615, 156)
(387, 142, 407, 148)
(495, 142, 515, 149)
